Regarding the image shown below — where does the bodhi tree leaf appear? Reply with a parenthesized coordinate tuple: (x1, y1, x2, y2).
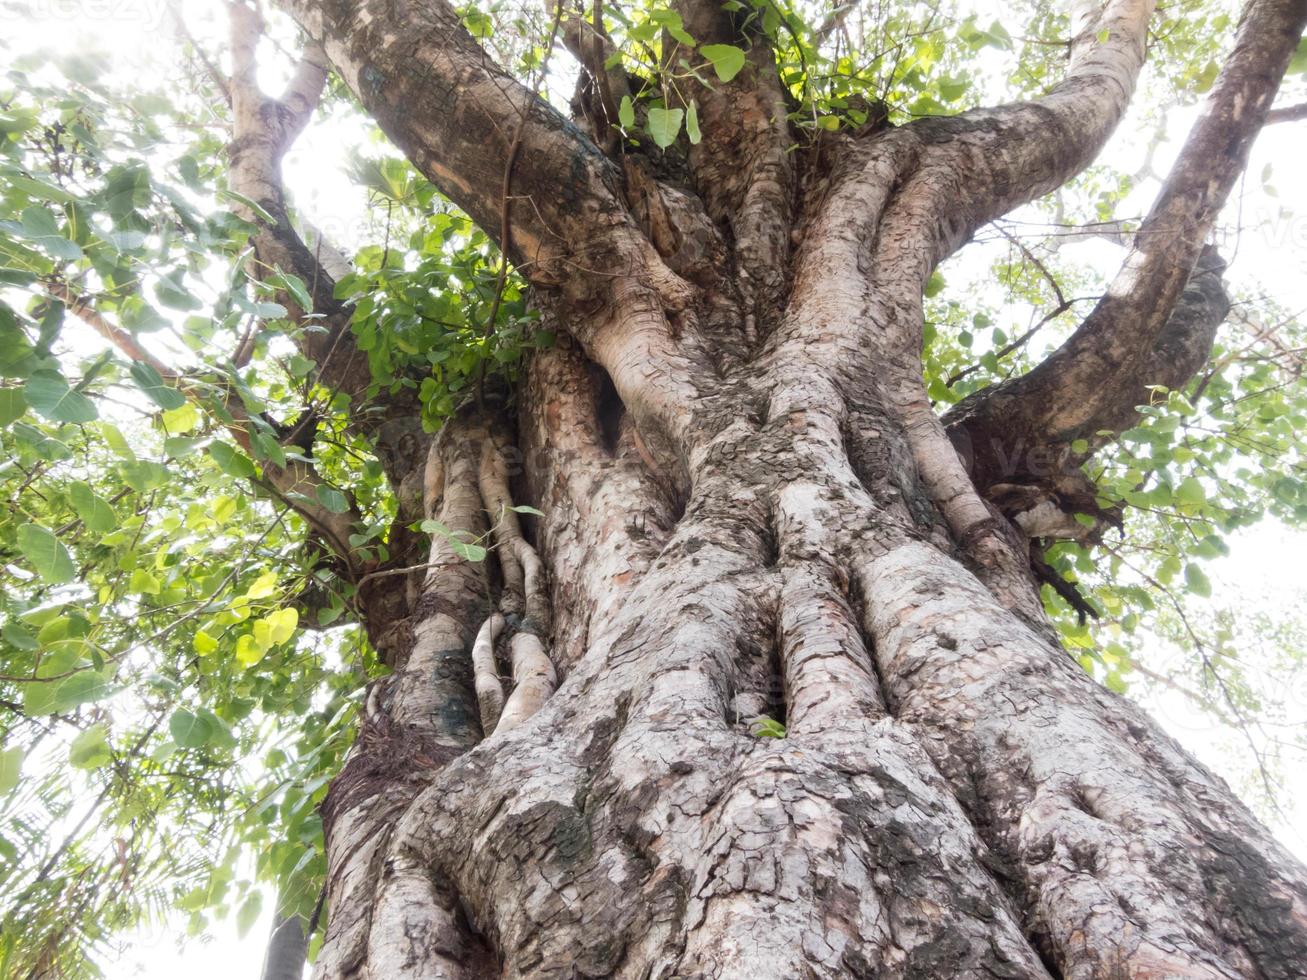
(23, 670, 116, 716)
(169, 709, 214, 749)
(128, 361, 187, 410)
(646, 107, 684, 149)
(686, 101, 702, 144)
(209, 440, 256, 478)
(68, 724, 112, 770)
(23, 371, 98, 423)
(0, 746, 23, 796)
(264, 608, 298, 646)
(68, 481, 117, 533)
(0, 386, 26, 425)
(700, 43, 747, 82)
(16, 523, 77, 583)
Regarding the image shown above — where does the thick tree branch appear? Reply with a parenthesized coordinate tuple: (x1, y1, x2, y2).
(275, 0, 706, 455)
(1266, 101, 1307, 124)
(226, 3, 430, 498)
(901, 0, 1154, 253)
(273, 0, 623, 282)
(560, 2, 629, 153)
(671, 0, 796, 334)
(948, 0, 1307, 507)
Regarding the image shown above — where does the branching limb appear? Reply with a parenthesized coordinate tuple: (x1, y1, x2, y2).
(273, 0, 621, 282)
(47, 283, 362, 567)
(226, 3, 428, 492)
(895, 0, 1156, 258)
(473, 426, 556, 735)
(1266, 101, 1307, 124)
(947, 0, 1307, 519)
(494, 633, 557, 734)
(671, 0, 796, 335)
(561, 1, 630, 153)
(273, 0, 706, 454)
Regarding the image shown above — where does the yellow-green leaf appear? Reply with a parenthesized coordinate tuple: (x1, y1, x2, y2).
(700, 43, 746, 82)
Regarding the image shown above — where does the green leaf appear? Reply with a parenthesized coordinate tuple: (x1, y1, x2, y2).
(647, 107, 684, 149)
(19, 206, 82, 261)
(315, 485, 350, 514)
(700, 43, 747, 82)
(169, 709, 214, 749)
(0, 387, 25, 426)
(270, 271, 312, 311)
(2, 620, 38, 650)
(236, 632, 268, 666)
(129, 361, 187, 410)
(17, 523, 77, 584)
(209, 441, 256, 479)
(263, 608, 298, 646)
(236, 891, 263, 938)
(100, 421, 136, 460)
(1175, 476, 1207, 514)
(69, 724, 112, 770)
(24, 670, 115, 715)
(217, 188, 276, 224)
(155, 269, 201, 311)
(245, 571, 279, 600)
(161, 402, 199, 433)
(1194, 60, 1219, 93)
(164, 436, 204, 458)
(121, 460, 170, 492)
(0, 747, 23, 796)
(1184, 562, 1213, 598)
(448, 539, 487, 563)
(750, 717, 787, 738)
(129, 568, 161, 595)
(69, 481, 117, 533)
(193, 630, 218, 656)
(685, 101, 702, 144)
(23, 370, 98, 423)
(618, 95, 636, 129)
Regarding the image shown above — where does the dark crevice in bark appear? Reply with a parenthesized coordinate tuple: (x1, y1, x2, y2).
(760, 507, 781, 569)
(725, 580, 786, 729)
(589, 361, 625, 456)
(846, 574, 895, 717)
(952, 747, 1066, 980)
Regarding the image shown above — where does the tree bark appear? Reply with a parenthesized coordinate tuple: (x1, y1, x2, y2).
(260, 911, 309, 980)
(249, 0, 1307, 976)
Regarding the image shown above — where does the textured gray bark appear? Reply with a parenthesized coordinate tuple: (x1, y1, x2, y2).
(260, 912, 308, 980)
(237, 0, 1307, 976)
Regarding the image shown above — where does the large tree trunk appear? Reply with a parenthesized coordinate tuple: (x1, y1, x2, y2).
(236, 0, 1307, 976)
(316, 323, 1307, 980)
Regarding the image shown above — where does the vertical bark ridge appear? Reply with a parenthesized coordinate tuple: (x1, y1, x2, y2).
(278, 1, 1307, 974)
(672, 0, 797, 339)
(518, 339, 675, 670)
(857, 538, 1307, 978)
(946, 0, 1307, 515)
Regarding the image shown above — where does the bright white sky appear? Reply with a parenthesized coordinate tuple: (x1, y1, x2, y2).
(2, 0, 1305, 976)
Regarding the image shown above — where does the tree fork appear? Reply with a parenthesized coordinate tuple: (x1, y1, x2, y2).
(255, 0, 1307, 975)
